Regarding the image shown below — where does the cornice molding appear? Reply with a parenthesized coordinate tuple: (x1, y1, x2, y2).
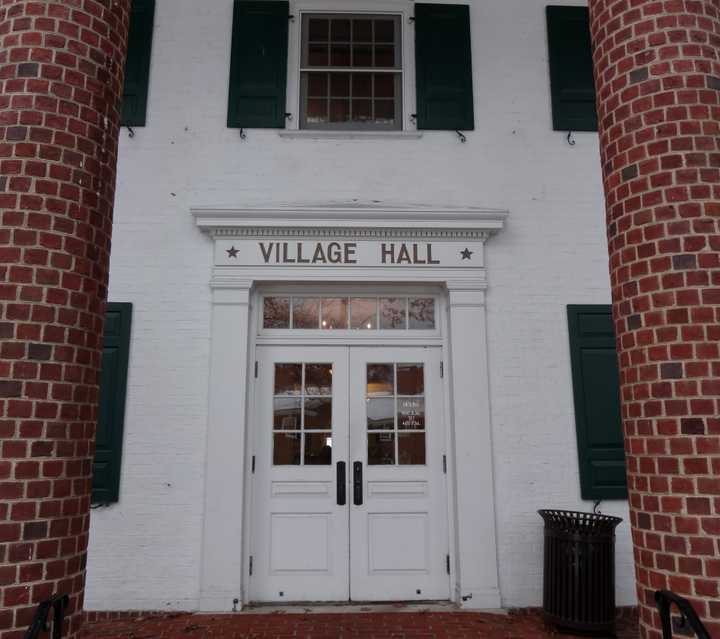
(191, 205, 508, 242)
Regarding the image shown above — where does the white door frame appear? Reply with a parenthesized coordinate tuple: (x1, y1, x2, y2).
(192, 205, 507, 611)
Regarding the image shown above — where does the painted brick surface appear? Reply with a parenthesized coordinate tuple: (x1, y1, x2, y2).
(0, 1, 130, 637)
(87, 0, 635, 612)
(588, 0, 720, 637)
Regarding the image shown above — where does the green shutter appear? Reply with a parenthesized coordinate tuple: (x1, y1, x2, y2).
(121, 0, 155, 127)
(567, 305, 627, 500)
(414, 4, 474, 131)
(227, 0, 289, 129)
(92, 303, 132, 505)
(546, 6, 598, 132)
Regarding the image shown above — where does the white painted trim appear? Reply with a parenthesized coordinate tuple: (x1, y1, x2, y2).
(194, 205, 506, 610)
(192, 204, 508, 236)
(199, 285, 252, 612)
(279, 130, 423, 140)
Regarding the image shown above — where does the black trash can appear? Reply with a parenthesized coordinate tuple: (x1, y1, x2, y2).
(538, 509, 622, 635)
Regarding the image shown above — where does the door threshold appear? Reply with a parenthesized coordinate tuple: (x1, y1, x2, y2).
(241, 601, 503, 615)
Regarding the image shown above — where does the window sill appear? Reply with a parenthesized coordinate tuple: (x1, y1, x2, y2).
(278, 130, 423, 140)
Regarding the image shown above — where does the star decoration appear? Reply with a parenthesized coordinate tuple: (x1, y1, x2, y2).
(460, 248, 473, 260)
(226, 246, 239, 259)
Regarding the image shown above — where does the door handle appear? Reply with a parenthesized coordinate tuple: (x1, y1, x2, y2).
(353, 461, 363, 506)
(336, 461, 346, 506)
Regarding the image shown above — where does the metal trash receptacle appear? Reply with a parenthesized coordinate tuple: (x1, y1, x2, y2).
(538, 509, 622, 635)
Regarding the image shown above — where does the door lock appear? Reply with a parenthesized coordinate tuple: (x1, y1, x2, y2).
(353, 461, 363, 506)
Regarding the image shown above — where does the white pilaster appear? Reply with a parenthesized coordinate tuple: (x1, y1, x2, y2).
(446, 282, 501, 609)
(199, 282, 252, 611)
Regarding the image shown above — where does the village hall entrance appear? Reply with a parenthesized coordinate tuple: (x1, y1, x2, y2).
(193, 205, 506, 611)
(250, 344, 449, 602)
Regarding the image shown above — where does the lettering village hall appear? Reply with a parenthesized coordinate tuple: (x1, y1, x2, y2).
(2, 1, 720, 639)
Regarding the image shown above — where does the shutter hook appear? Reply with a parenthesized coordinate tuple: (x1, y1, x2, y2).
(285, 112, 293, 122)
(456, 130, 467, 143)
(567, 131, 576, 146)
(239, 128, 247, 140)
(127, 126, 135, 139)
(593, 500, 602, 514)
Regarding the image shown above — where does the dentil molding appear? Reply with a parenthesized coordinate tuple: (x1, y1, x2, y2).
(191, 204, 508, 241)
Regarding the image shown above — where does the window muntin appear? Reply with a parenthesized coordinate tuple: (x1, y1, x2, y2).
(262, 296, 436, 331)
(300, 14, 403, 130)
(273, 363, 333, 465)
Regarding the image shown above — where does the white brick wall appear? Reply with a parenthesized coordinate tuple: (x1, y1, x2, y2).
(86, 0, 636, 610)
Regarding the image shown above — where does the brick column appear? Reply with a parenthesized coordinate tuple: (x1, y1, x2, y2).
(0, 2, 129, 638)
(588, 1, 720, 638)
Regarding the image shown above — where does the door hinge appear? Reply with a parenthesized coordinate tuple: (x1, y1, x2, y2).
(440, 361, 444, 378)
(249, 556, 253, 576)
(442, 454, 447, 474)
(254, 361, 258, 378)
(446, 554, 450, 575)
(251, 455, 256, 473)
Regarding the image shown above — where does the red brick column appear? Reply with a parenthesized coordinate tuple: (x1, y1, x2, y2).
(588, 1, 720, 638)
(0, 1, 129, 637)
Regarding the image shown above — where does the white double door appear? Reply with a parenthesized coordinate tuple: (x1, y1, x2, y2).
(250, 345, 450, 603)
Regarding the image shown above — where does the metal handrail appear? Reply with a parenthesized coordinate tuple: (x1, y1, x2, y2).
(655, 590, 711, 639)
(24, 594, 69, 639)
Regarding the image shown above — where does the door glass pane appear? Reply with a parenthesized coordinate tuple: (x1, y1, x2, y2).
(398, 397, 424, 430)
(367, 397, 394, 430)
(273, 363, 333, 466)
(379, 298, 406, 329)
(367, 363, 426, 465)
(263, 297, 290, 329)
(273, 398, 301, 430)
(292, 298, 320, 329)
(368, 433, 395, 464)
(305, 364, 332, 395)
(274, 433, 301, 465)
(274, 364, 302, 395)
(304, 397, 332, 429)
(350, 298, 377, 329)
(321, 298, 348, 329)
(367, 364, 394, 396)
(305, 432, 333, 465)
(397, 364, 424, 395)
(409, 298, 435, 330)
(398, 433, 426, 465)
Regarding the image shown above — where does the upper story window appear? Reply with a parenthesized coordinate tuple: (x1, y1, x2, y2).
(227, 1, 475, 134)
(300, 14, 402, 130)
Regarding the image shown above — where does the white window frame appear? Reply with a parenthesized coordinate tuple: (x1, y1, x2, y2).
(285, 0, 417, 134)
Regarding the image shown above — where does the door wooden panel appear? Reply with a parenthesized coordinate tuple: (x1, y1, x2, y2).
(250, 345, 449, 602)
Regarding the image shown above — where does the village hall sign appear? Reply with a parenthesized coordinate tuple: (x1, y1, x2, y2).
(216, 239, 481, 268)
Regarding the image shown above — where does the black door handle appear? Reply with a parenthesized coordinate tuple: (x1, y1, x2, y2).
(336, 461, 346, 506)
(353, 461, 363, 506)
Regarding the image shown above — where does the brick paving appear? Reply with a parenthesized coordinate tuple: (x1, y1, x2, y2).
(81, 610, 638, 639)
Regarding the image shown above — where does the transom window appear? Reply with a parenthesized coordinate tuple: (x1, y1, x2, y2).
(263, 296, 435, 330)
(300, 14, 402, 130)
